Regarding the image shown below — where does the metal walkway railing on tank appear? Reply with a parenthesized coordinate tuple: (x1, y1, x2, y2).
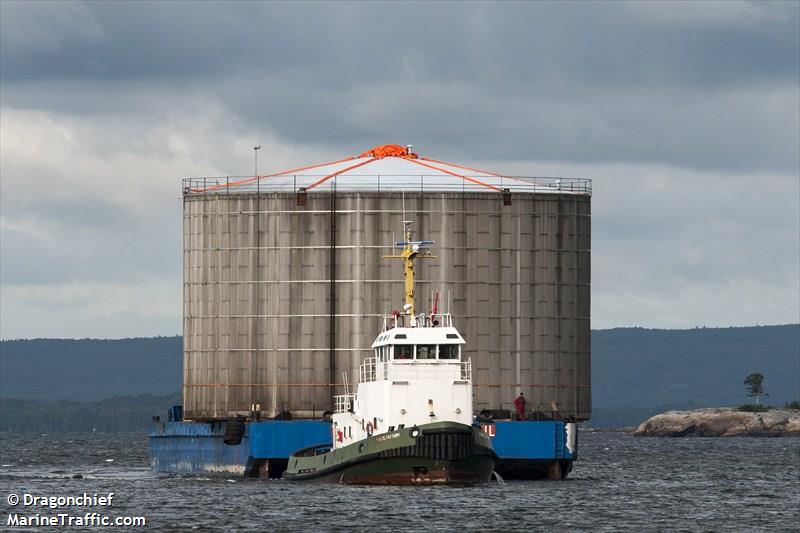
(182, 174, 592, 196)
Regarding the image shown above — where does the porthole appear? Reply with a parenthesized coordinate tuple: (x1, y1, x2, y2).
(410, 427, 420, 438)
(358, 443, 365, 453)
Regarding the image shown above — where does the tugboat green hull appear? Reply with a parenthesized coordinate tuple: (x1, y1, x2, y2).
(284, 421, 497, 485)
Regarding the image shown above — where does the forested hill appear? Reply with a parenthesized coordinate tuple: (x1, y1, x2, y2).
(0, 336, 182, 401)
(592, 325, 799, 408)
(590, 325, 799, 426)
(1, 325, 797, 429)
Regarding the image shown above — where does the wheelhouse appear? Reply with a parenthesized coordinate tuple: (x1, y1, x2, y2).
(373, 343, 462, 362)
(371, 313, 466, 363)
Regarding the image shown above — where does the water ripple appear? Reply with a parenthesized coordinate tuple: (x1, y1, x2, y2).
(0, 432, 798, 531)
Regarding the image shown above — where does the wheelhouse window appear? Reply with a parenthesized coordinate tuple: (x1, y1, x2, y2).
(394, 345, 413, 360)
(416, 344, 436, 360)
(378, 346, 390, 362)
(438, 344, 458, 360)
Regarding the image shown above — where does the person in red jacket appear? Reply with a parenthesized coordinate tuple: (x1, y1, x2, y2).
(514, 392, 526, 420)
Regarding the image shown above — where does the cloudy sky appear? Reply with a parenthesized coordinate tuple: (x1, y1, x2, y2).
(1, 1, 798, 339)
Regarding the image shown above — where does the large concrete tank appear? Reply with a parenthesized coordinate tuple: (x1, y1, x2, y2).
(182, 145, 591, 421)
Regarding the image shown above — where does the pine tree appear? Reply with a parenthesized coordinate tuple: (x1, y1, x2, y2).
(743, 373, 767, 405)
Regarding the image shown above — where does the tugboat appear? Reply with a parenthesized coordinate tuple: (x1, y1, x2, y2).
(284, 222, 497, 484)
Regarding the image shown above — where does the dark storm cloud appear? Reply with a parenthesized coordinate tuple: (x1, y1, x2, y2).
(0, 2, 316, 81)
(3, 2, 797, 86)
(2, 2, 798, 173)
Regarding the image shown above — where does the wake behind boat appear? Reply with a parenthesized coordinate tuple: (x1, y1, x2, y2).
(284, 222, 497, 484)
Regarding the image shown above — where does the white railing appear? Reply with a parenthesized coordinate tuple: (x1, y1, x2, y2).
(359, 357, 377, 383)
(461, 358, 472, 381)
(333, 394, 355, 414)
(382, 312, 454, 330)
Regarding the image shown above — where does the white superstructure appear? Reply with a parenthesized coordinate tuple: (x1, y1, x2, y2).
(331, 314, 472, 448)
(330, 221, 475, 448)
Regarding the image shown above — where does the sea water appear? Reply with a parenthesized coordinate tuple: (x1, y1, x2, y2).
(1, 432, 797, 531)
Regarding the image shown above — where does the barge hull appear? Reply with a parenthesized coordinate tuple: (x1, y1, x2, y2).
(149, 419, 576, 480)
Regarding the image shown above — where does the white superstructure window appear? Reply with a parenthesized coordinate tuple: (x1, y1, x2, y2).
(394, 345, 413, 360)
(416, 344, 436, 360)
(438, 344, 459, 360)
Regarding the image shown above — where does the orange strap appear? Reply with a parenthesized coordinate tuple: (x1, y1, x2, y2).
(419, 156, 502, 176)
(305, 157, 379, 191)
(405, 158, 502, 192)
(192, 148, 519, 194)
(199, 156, 357, 193)
(420, 156, 529, 185)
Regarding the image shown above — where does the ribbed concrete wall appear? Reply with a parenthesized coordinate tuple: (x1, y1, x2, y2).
(183, 192, 591, 420)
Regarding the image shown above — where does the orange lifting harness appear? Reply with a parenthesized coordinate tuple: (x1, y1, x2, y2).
(358, 143, 418, 159)
(196, 143, 509, 193)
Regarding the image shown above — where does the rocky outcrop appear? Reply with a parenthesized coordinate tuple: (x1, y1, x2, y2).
(633, 408, 800, 437)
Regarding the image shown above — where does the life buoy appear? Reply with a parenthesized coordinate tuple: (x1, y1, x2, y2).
(366, 422, 374, 436)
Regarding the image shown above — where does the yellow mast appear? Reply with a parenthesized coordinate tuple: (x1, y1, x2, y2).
(383, 222, 434, 323)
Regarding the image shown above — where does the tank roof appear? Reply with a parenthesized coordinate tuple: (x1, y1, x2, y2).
(183, 144, 591, 196)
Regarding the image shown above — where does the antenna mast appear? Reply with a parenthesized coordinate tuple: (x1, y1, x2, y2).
(383, 221, 435, 326)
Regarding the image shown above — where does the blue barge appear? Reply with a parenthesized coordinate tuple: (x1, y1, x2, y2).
(149, 410, 577, 480)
